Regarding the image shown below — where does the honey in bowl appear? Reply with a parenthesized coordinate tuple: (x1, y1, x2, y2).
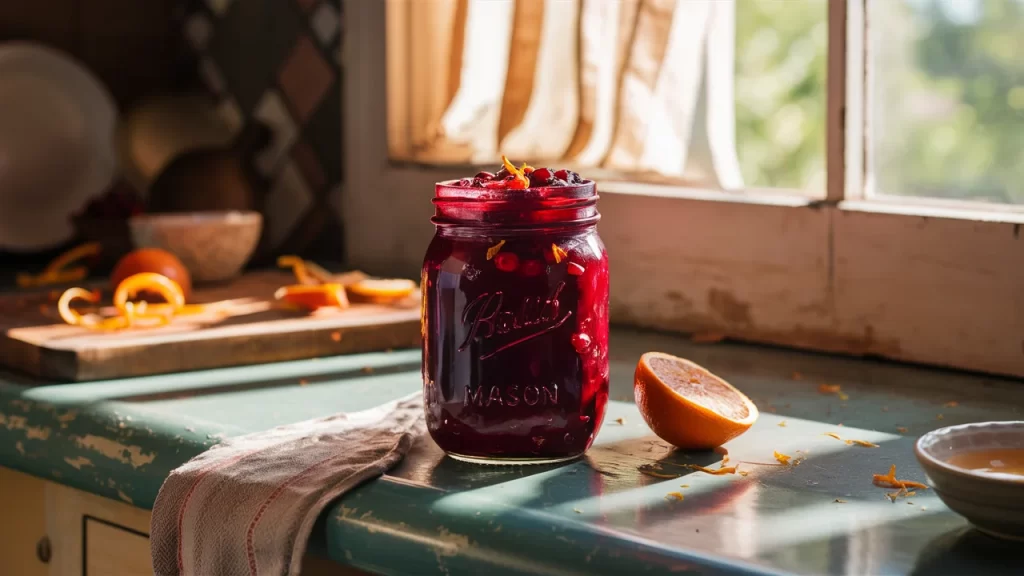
(945, 448, 1024, 477)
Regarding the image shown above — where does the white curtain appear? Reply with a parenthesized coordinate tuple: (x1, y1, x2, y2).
(388, 0, 744, 190)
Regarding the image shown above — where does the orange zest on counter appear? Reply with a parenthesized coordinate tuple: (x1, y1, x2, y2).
(824, 432, 880, 448)
(683, 464, 738, 475)
(278, 255, 337, 285)
(57, 288, 102, 327)
(57, 273, 187, 330)
(638, 468, 681, 479)
(818, 383, 849, 401)
(872, 464, 929, 491)
(17, 242, 101, 288)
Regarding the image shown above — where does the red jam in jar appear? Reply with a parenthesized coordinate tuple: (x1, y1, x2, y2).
(422, 161, 609, 464)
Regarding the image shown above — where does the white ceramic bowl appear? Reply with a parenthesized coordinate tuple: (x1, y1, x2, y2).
(129, 211, 262, 282)
(916, 421, 1024, 541)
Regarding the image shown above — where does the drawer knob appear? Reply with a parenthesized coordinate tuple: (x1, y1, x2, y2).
(36, 536, 51, 563)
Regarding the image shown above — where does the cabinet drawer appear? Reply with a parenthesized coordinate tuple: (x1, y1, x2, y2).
(83, 517, 151, 576)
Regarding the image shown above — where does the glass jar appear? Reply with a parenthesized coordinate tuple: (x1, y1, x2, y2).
(422, 179, 609, 464)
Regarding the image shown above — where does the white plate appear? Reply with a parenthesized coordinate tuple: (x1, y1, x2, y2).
(0, 42, 117, 252)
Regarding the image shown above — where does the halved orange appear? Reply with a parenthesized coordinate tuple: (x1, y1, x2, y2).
(634, 352, 758, 450)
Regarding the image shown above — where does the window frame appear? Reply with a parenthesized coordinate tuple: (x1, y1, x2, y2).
(343, 0, 1024, 378)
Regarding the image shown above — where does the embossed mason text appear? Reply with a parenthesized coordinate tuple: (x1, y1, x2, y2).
(465, 384, 559, 407)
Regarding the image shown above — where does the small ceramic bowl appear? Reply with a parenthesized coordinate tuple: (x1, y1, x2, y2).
(915, 421, 1024, 541)
(129, 211, 262, 282)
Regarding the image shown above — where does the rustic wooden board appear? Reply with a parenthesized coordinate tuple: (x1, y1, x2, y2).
(0, 271, 421, 382)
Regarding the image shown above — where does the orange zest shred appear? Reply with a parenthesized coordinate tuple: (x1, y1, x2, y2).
(896, 426, 908, 433)
(486, 240, 506, 261)
(872, 464, 929, 491)
(17, 267, 89, 289)
(58, 273, 187, 330)
(57, 287, 101, 326)
(849, 439, 879, 448)
(278, 255, 339, 285)
(774, 451, 793, 465)
(778, 420, 788, 427)
(274, 283, 350, 310)
(665, 492, 685, 501)
(114, 273, 185, 315)
(17, 242, 101, 288)
(501, 155, 530, 189)
(944, 401, 959, 408)
(278, 255, 316, 285)
(638, 467, 681, 479)
(551, 244, 568, 264)
(817, 383, 850, 401)
(684, 464, 738, 475)
(122, 301, 172, 327)
(824, 432, 879, 448)
(45, 242, 102, 273)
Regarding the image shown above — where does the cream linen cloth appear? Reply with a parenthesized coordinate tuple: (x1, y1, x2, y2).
(151, 393, 424, 576)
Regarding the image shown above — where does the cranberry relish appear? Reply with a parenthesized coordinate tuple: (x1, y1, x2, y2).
(424, 157, 609, 463)
(453, 158, 584, 190)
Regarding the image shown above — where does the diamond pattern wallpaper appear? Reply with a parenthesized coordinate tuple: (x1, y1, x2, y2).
(184, 0, 344, 263)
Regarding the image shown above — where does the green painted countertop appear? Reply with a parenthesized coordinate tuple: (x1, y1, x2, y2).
(1, 329, 1023, 575)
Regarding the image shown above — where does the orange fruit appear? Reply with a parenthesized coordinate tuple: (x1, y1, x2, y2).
(112, 249, 192, 300)
(274, 283, 349, 310)
(634, 352, 758, 450)
(347, 278, 417, 302)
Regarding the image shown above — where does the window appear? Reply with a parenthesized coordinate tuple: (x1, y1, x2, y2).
(344, 0, 1024, 378)
(385, 0, 829, 194)
(869, 0, 1024, 205)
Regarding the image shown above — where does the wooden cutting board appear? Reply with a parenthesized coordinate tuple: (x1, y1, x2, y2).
(0, 271, 421, 381)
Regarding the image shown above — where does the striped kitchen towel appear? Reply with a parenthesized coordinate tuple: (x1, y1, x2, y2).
(151, 393, 424, 576)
